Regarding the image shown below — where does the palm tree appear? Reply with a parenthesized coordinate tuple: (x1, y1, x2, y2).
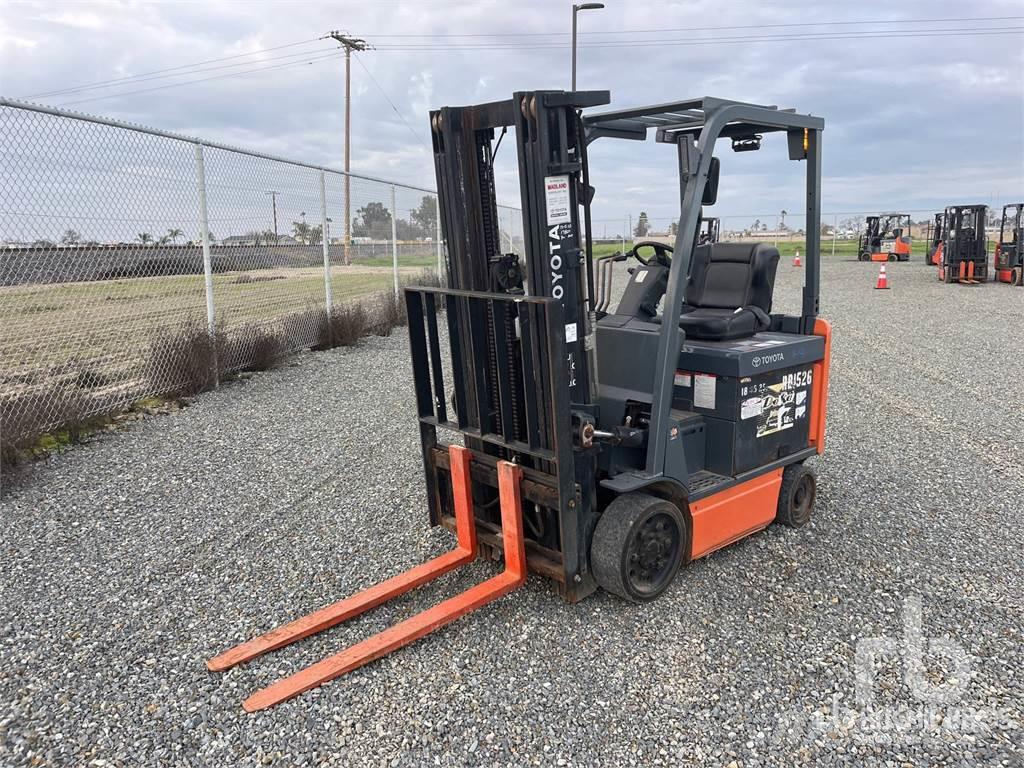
(166, 228, 183, 244)
(137, 232, 153, 246)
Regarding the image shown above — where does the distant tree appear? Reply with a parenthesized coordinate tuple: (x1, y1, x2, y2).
(752, 218, 761, 233)
(262, 229, 279, 245)
(307, 224, 323, 246)
(352, 201, 393, 240)
(292, 220, 312, 244)
(409, 196, 437, 237)
(166, 228, 184, 244)
(820, 223, 832, 236)
(137, 232, 153, 246)
(779, 210, 788, 229)
(60, 229, 81, 245)
(633, 211, 650, 238)
(669, 221, 678, 237)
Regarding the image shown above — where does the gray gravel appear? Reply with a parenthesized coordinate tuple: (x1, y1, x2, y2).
(2, 259, 1022, 767)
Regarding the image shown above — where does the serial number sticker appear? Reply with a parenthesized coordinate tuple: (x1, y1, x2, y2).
(674, 372, 692, 387)
(741, 397, 763, 420)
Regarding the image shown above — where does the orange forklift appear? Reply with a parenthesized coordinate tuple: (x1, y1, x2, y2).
(925, 211, 945, 266)
(207, 92, 833, 711)
(858, 213, 912, 262)
(994, 203, 1023, 285)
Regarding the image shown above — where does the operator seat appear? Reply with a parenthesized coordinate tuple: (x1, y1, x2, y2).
(679, 242, 779, 341)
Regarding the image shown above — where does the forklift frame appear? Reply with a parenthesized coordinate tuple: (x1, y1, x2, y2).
(995, 203, 1023, 285)
(407, 93, 824, 602)
(939, 204, 989, 284)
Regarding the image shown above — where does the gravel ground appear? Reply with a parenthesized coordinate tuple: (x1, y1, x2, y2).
(1, 259, 1022, 767)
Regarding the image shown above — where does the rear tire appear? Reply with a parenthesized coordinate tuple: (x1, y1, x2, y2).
(776, 463, 816, 528)
(591, 493, 686, 603)
(888, 254, 896, 262)
(1012, 267, 1022, 286)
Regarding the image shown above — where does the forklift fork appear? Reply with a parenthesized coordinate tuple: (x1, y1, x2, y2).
(206, 445, 527, 712)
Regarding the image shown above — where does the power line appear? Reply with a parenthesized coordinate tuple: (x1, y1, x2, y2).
(25, 44, 336, 101)
(360, 15, 1024, 37)
(373, 27, 1024, 51)
(352, 54, 429, 151)
(23, 37, 323, 100)
(57, 52, 344, 107)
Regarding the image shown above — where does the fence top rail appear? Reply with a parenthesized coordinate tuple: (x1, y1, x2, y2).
(0, 96, 440, 195)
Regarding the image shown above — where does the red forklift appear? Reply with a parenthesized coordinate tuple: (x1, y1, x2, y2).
(938, 204, 989, 284)
(208, 92, 832, 711)
(858, 213, 912, 262)
(994, 203, 1023, 285)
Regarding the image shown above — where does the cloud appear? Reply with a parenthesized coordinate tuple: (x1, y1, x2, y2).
(1, 0, 1021, 226)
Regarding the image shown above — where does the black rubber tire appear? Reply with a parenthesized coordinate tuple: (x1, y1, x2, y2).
(591, 493, 686, 603)
(858, 251, 870, 262)
(888, 253, 897, 262)
(1012, 267, 1022, 286)
(776, 463, 817, 529)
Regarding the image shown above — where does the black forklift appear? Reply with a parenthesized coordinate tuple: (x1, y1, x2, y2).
(858, 213, 912, 262)
(994, 203, 1023, 286)
(938, 204, 989, 283)
(209, 92, 833, 711)
(698, 216, 721, 244)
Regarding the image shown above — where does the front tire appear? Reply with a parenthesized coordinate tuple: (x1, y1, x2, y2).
(1012, 267, 1022, 286)
(776, 463, 816, 528)
(591, 493, 687, 603)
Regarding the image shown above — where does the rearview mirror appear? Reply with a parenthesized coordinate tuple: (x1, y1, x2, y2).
(703, 157, 720, 206)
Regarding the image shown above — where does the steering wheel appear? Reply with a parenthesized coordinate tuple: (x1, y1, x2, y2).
(629, 240, 674, 267)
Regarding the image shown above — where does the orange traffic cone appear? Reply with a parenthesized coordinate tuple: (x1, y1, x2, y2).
(793, 250, 802, 267)
(875, 263, 890, 290)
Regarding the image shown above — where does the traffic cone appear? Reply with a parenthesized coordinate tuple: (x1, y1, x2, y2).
(793, 250, 801, 267)
(875, 263, 890, 290)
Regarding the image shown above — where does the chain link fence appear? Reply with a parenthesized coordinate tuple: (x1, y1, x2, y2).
(0, 99, 523, 457)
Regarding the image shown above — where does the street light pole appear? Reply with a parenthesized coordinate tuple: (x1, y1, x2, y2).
(571, 3, 604, 91)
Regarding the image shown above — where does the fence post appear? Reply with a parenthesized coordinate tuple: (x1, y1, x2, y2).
(391, 184, 399, 298)
(320, 171, 333, 314)
(193, 143, 218, 387)
(832, 213, 838, 258)
(435, 193, 443, 279)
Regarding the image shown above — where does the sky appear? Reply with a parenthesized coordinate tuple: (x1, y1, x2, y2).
(1, 0, 1022, 234)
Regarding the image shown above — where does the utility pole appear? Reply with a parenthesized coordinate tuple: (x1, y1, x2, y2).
(328, 31, 369, 266)
(266, 190, 279, 243)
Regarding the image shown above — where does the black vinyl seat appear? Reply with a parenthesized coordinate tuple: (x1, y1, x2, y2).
(678, 242, 779, 341)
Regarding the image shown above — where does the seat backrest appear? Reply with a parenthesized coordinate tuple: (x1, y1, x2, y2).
(684, 243, 779, 312)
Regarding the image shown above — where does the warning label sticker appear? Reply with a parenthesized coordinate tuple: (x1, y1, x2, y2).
(565, 322, 578, 343)
(739, 366, 813, 438)
(544, 175, 571, 225)
(694, 374, 717, 410)
(674, 371, 692, 388)
(741, 397, 763, 420)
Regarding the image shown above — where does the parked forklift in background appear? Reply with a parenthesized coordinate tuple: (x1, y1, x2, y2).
(994, 203, 1023, 286)
(858, 213, 912, 262)
(698, 216, 720, 244)
(938, 204, 989, 284)
(208, 92, 832, 712)
(925, 211, 945, 266)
